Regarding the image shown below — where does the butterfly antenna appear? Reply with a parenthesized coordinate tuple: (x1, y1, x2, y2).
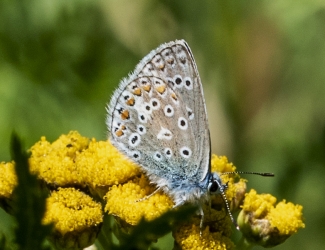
(215, 181, 240, 230)
(217, 171, 273, 230)
(221, 171, 274, 177)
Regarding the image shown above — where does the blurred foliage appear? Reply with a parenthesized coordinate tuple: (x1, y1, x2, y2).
(9, 133, 51, 250)
(0, 0, 325, 249)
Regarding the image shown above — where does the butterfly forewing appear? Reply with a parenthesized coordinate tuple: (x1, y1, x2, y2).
(107, 40, 210, 185)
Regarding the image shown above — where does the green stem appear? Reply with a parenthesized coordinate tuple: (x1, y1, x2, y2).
(96, 214, 116, 249)
(237, 236, 255, 250)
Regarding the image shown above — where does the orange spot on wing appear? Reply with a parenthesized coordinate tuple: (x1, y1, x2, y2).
(126, 97, 135, 106)
(167, 58, 174, 64)
(121, 110, 129, 120)
(133, 88, 142, 96)
(156, 85, 166, 94)
(158, 64, 165, 70)
(115, 130, 124, 137)
(142, 85, 151, 92)
(171, 93, 178, 101)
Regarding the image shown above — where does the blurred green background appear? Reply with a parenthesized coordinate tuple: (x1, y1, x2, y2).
(0, 0, 324, 249)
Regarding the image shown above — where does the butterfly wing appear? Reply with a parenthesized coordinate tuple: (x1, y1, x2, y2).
(107, 40, 211, 187)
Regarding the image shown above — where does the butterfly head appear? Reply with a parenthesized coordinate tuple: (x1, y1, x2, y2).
(208, 172, 228, 195)
(207, 172, 240, 230)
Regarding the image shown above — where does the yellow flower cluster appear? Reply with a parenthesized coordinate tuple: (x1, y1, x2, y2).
(43, 187, 103, 234)
(26, 131, 144, 245)
(105, 174, 173, 225)
(0, 131, 305, 249)
(238, 189, 305, 247)
(242, 189, 277, 218)
(0, 161, 17, 199)
(43, 188, 103, 249)
(76, 139, 140, 195)
(269, 200, 305, 235)
(173, 223, 235, 250)
(211, 155, 236, 173)
(29, 131, 90, 186)
(173, 209, 235, 250)
(29, 131, 140, 196)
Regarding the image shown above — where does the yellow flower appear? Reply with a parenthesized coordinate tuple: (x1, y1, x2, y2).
(0, 131, 305, 249)
(238, 189, 305, 247)
(104, 174, 173, 226)
(76, 139, 140, 198)
(0, 161, 17, 212)
(268, 200, 305, 235)
(211, 155, 237, 173)
(211, 155, 247, 212)
(173, 223, 235, 250)
(173, 203, 235, 250)
(43, 187, 103, 249)
(0, 161, 17, 199)
(29, 131, 89, 187)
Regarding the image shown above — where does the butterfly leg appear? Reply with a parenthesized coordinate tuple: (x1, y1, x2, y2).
(199, 205, 204, 237)
(136, 186, 164, 203)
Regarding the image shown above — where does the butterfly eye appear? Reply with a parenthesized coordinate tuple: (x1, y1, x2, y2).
(208, 181, 219, 194)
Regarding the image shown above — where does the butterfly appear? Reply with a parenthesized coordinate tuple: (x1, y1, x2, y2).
(106, 39, 273, 229)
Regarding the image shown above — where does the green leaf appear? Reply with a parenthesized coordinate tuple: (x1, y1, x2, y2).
(10, 133, 52, 250)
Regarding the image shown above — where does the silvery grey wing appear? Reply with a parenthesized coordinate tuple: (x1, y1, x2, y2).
(107, 40, 211, 182)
